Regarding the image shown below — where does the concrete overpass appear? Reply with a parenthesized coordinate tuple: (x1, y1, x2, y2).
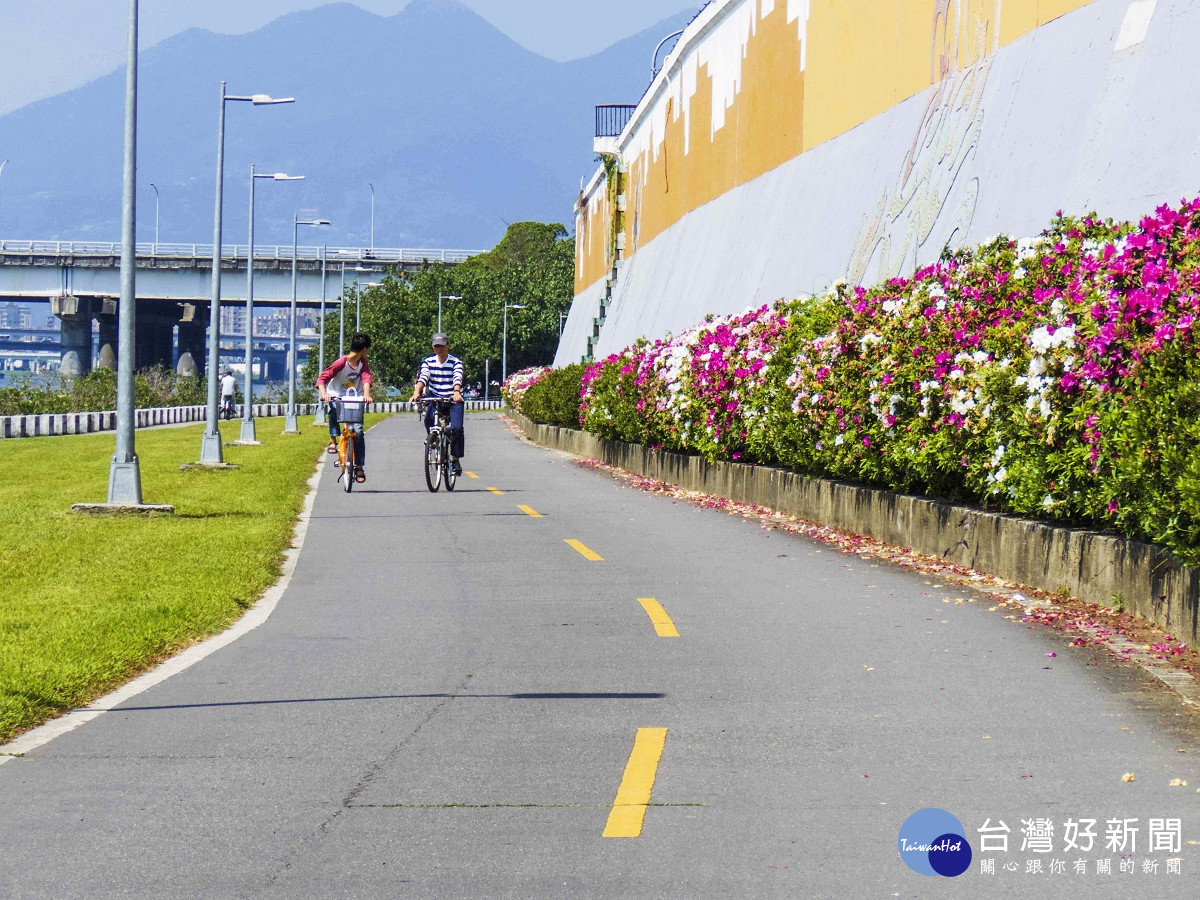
(0, 240, 480, 376)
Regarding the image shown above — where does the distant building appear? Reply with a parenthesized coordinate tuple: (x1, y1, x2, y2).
(0, 302, 33, 330)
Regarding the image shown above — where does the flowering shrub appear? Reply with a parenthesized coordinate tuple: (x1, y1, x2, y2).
(520, 363, 585, 428)
(578, 196, 1200, 564)
(501, 366, 552, 413)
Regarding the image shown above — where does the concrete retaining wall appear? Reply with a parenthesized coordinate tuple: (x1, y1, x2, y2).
(511, 411, 1199, 648)
(563, 0, 1200, 363)
(0, 400, 504, 439)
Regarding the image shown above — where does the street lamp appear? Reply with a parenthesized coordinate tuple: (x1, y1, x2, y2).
(285, 214, 330, 433)
(502, 303, 526, 385)
(0, 159, 8, 221)
(199, 81, 294, 465)
(559, 311, 568, 338)
(313, 245, 328, 426)
(339, 263, 348, 355)
(149, 181, 159, 248)
(438, 292, 461, 334)
(352, 265, 378, 330)
(368, 182, 375, 251)
(106, 0, 142, 505)
(355, 280, 381, 332)
(241, 165, 303, 443)
(651, 28, 685, 80)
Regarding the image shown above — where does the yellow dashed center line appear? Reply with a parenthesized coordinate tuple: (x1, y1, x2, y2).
(564, 539, 603, 561)
(487, 487, 505, 495)
(603, 728, 668, 838)
(465, 471, 479, 479)
(637, 598, 679, 638)
(518, 505, 543, 518)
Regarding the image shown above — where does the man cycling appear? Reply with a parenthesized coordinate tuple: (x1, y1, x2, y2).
(409, 332, 465, 476)
(220, 369, 237, 419)
(318, 332, 374, 483)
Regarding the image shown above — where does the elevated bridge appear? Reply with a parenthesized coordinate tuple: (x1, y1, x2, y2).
(0, 241, 480, 376)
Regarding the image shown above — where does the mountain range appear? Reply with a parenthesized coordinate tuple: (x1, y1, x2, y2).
(0, 0, 695, 250)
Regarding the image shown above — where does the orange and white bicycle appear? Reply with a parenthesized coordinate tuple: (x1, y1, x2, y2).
(332, 390, 366, 493)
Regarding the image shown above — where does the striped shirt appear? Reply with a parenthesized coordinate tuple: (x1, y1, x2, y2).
(417, 353, 463, 398)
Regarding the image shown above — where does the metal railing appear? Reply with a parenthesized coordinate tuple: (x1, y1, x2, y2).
(0, 240, 482, 264)
(595, 105, 637, 139)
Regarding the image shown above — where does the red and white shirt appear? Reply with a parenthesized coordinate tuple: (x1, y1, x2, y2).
(317, 356, 372, 398)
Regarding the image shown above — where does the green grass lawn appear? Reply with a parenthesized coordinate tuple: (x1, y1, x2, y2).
(0, 414, 390, 743)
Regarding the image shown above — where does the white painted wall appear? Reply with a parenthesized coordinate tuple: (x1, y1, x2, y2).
(558, 0, 1196, 364)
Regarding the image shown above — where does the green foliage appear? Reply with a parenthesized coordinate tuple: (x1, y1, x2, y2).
(0, 366, 211, 416)
(300, 221, 575, 395)
(519, 364, 585, 428)
(576, 196, 1200, 566)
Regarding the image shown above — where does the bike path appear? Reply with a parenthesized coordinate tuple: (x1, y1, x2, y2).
(0, 412, 1197, 898)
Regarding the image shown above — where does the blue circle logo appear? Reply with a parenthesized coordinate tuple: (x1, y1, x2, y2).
(898, 808, 972, 877)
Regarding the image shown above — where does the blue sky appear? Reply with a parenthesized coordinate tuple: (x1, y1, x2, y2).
(0, 0, 695, 115)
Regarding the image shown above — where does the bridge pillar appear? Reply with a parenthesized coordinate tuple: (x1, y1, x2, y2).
(175, 303, 205, 378)
(51, 295, 94, 379)
(135, 304, 176, 372)
(95, 298, 118, 370)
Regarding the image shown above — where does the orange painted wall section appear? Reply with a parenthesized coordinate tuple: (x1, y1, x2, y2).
(576, 0, 1096, 295)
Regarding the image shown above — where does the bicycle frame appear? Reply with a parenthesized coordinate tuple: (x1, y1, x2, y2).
(419, 398, 457, 493)
(333, 393, 365, 493)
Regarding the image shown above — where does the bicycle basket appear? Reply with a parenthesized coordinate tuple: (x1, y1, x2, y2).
(338, 395, 366, 425)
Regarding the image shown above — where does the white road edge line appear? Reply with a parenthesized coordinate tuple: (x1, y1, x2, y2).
(0, 451, 328, 765)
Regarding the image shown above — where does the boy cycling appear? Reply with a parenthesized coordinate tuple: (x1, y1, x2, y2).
(317, 332, 374, 484)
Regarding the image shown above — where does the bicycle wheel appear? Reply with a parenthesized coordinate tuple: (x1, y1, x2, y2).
(443, 432, 457, 491)
(343, 431, 355, 493)
(424, 430, 442, 492)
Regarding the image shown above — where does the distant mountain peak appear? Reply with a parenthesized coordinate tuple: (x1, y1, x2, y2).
(402, 0, 476, 19)
(0, 3, 699, 247)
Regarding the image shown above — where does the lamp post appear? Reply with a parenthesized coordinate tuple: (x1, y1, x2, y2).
(438, 292, 461, 334)
(339, 263, 347, 355)
(651, 28, 685, 80)
(368, 182, 375, 251)
(285, 215, 329, 433)
(502, 303, 526, 385)
(241, 165, 303, 443)
(199, 82, 294, 465)
(0, 160, 8, 222)
(355, 280, 381, 332)
(149, 182, 159, 249)
(352, 266, 377, 331)
(106, 0, 142, 504)
(313, 245, 328, 425)
(559, 311, 568, 338)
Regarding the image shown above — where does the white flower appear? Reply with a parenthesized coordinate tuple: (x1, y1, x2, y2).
(834, 434, 845, 446)
(995, 467, 1007, 483)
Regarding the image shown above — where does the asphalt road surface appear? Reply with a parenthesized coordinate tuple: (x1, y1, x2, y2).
(1, 413, 1197, 898)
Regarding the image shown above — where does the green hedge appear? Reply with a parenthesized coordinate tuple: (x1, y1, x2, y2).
(519, 364, 584, 429)
(0, 366, 208, 416)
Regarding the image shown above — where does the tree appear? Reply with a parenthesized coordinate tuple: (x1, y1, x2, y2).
(301, 221, 575, 392)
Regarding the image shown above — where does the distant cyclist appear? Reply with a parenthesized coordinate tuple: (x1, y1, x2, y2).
(409, 332, 465, 476)
(318, 332, 374, 483)
(220, 369, 237, 419)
